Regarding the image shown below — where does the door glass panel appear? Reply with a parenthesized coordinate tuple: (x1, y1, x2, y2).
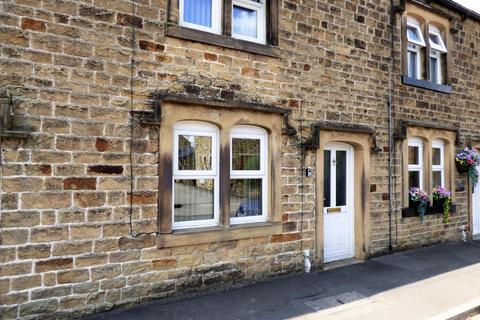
(230, 179, 262, 217)
(335, 150, 347, 207)
(408, 171, 420, 188)
(432, 171, 442, 187)
(232, 138, 260, 170)
(324, 150, 331, 208)
(408, 145, 419, 165)
(178, 135, 212, 171)
(432, 147, 441, 165)
(174, 179, 214, 222)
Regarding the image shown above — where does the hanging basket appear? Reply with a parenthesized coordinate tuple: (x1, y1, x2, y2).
(456, 160, 469, 174)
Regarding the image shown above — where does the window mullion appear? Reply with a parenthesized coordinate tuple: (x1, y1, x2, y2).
(224, 0, 232, 36)
(425, 24, 431, 81)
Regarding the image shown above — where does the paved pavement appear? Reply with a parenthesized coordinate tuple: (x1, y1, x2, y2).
(86, 241, 480, 320)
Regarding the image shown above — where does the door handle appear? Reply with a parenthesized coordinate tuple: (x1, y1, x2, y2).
(327, 207, 341, 213)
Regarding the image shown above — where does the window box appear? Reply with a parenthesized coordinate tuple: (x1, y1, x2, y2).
(402, 200, 456, 218)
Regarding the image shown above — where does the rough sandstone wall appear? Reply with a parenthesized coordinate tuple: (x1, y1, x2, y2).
(0, 0, 479, 319)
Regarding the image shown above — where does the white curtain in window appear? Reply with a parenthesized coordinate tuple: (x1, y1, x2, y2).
(183, 0, 212, 28)
(233, 5, 257, 38)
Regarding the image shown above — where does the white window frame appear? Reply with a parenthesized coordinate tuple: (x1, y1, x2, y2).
(230, 125, 268, 224)
(407, 43, 421, 79)
(429, 50, 443, 84)
(172, 121, 220, 229)
(179, 0, 222, 34)
(232, 0, 266, 44)
(428, 25, 447, 53)
(432, 139, 445, 188)
(406, 17, 425, 79)
(408, 137, 424, 190)
(406, 17, 426, 47)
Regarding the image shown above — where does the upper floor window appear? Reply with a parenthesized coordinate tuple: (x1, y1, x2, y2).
(179, 0, 267, 44)
(406, 17, 425, 79)
(232, 0, 266, 43)
(402, 6, 451, 93)
(179, 0, 222, 34)
(428, 25, 447, 85)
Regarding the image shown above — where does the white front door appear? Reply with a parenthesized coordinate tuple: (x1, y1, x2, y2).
(473, 166, 480, 236)
(323, 143, 354, 263)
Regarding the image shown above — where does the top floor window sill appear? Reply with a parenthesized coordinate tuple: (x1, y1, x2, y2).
(165, 23, 280, 58)
(401, 75, 452, 94)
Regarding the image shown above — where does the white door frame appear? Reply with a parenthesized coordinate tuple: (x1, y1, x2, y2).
(323, 142, 355, 263)
(473, 165, 480, 236)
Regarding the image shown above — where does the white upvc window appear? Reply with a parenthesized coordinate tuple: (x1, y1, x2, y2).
(407, 43, 421, 79)
(429, 50, 443, 84)
(432, 139, 445, 188)
(406, 16, 425, 79)
(172, 121, 219, 229)
(428, 25, 446, 84)
(179, 0, 222, 34)
(230, 125, 267, 224)
(406, 17, 426, 46)
(232, 0, 266, 44)
(428, 25, 447, 53)
(408, 137, 424, 190)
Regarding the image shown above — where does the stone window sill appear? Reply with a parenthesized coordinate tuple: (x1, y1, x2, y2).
(157, 222, 282, 248)
(401, 76, 452, 94)
(165, 24, 279, 58)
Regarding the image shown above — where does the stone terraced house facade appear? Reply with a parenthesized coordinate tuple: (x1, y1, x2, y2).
(1, 0, 480, 318)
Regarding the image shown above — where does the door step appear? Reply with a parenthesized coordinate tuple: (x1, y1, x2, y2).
(322, 258, 363, 271)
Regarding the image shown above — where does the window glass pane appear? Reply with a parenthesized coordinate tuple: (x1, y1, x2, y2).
(230, 179, 262, 217)
(232, 138, 260, 170)
(335, 151, 347, 207)
(408, 171, 420, 188)
(174, 179, 214, 222)
(407, 26, 420, 42)
(408, 146, 419, 165)
(429, 34, 440, 45)
(178, 135, 212, 171)
(324, 150, 331, 208)
(183, 0, 212, 27)
(432, 171, 442, 187)
(408, 51, 417, 78)
(233, 5, 257, 38)
(432, 147, 441, 166)
(430, 56, 438, 83)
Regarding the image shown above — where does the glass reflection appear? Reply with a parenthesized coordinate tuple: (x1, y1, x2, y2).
(232, 138, 260, 170)
(178, 135, 212, 171)
(174, 179, 214, 222)
(233, 5, 257, 38)
(230, 179, 262, 217)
